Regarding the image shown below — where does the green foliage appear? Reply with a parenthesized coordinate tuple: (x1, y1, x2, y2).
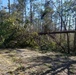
(0, 17, 15, 46)
(3, 29, 39, 48)
(38, 35, 57, 52)
(0, 0, 75, 55)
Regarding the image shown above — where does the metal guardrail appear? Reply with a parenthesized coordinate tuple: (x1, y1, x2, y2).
(38, 30, 76, 35)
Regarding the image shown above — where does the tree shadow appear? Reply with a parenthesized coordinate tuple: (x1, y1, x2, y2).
(29, 54, 76, 75)
(1, 49, 76, 75)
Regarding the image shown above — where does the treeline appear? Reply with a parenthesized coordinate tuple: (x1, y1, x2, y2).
(0, 0, 76, 54)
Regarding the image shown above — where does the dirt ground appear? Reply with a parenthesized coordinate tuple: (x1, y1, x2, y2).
(0, 48, 76, 75)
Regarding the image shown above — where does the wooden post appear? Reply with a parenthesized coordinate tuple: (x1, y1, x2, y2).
(74, 18, 76, 54)
(67, 33, 70, 54)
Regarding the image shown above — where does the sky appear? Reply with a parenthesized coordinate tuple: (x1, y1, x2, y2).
(2, 0, 13, 7)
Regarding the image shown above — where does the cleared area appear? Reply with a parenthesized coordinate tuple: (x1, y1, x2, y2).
(0, 49, 76, 75)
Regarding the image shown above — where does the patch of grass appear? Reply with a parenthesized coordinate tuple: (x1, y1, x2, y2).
(15, 66, 25, 71)
(12, 57, 22, 63)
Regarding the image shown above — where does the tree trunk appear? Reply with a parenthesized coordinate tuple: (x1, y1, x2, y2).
(30, 0, 33, 23)
(8, 0, 10, 14)
(24, 0, 26, 24)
